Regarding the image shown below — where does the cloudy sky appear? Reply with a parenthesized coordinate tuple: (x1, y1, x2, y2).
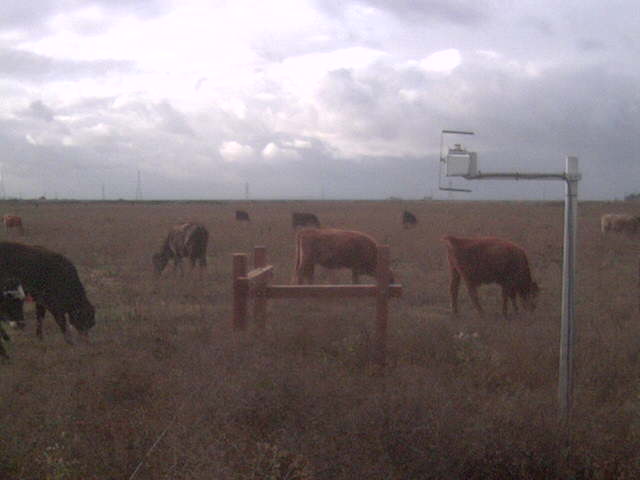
(0, 0, 638, 200)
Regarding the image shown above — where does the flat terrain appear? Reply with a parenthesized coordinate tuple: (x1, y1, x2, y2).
(1, 199, 639, 479)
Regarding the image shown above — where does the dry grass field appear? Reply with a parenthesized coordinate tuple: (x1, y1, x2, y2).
(1, 199, 639, 479)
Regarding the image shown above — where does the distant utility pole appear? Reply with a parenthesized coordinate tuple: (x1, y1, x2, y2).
(135, 171, 143, 201)
(0, 167, 5, 200)
(245, 182, 249, 200)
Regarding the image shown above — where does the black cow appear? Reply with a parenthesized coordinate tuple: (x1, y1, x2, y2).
(292, 212, 320, 229)
(402, 210, 417, 228)
(153, 222, 209, 277)
(235, 210, 250, 222)
(0, 242, 95, 344)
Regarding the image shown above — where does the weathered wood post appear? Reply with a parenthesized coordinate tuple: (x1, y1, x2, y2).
(373, 245, 390, 366)
(253, 246, 268, 330)
(232, 253, 248, 331)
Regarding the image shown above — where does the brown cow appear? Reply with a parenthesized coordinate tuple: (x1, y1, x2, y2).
(294, 228, 393, 284)
(3, 215, 24, 235)
(152, 222, 209, 277)
(442, 235, 539, 318)
(600, 214, 640, 236)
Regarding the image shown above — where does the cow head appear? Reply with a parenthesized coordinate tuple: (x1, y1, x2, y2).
(68, 301, 95, 335)
(0, 279, 26, 329)
(152, 253, 168, 276)
(521, 281, 540, 312)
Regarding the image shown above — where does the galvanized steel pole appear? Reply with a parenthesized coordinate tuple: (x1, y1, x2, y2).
(559, 156, 579, 424)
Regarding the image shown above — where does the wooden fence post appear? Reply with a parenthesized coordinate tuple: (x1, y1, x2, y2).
(232, 253, 248, 331)
(373, 245, 390, 367)
(254, 246, 268, 330)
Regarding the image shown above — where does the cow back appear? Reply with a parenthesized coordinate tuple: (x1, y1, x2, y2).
(443, 235, 534, 290)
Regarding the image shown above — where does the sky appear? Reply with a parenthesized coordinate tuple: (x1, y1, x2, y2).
(0, 0, 638, 200)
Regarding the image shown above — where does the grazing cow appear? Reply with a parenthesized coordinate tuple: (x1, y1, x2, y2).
(235, 210, 250, 222)
(152, 222, 209, 277)
(0, 279, 26, 360)
(294, 228, 393, 284)
(600, 214, 640, 236)
(3, 215, 24, 235)
(0, 242, 95, 343)
(402, 210, 417, 229)
(292, 212, 320, 229)
(442, 235, 539, 318)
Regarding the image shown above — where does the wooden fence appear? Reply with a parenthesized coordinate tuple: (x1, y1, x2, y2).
(231, 245, 402, 366)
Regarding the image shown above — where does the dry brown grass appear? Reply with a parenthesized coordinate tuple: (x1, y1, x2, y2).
(1, 199, 640, 479)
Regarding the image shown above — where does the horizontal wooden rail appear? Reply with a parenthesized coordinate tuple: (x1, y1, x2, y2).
(246, 265, 274, 282)
(265, 284, 402, 299)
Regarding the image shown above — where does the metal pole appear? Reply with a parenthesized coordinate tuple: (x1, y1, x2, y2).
(559, 156, 579, 425)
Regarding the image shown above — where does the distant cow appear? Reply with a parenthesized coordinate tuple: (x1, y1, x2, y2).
(235, 210, 250, 222)
(600, 214, 640, 236)
(402, 210, 417, 228)
(442, 235, 539, 318)
(153, 222, 209, 277)
(292, 212, 320, 229)
(3, 215, 24, 235)
(0, 279, 26, 360)
(0, 242, 95, 343)
(294, 228, 393, 284)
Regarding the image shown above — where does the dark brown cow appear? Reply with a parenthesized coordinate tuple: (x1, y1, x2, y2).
(152, 222, 209, 277)
(235, 210, 250, 222)
(442, 235, 539, 318)
(3, 215, 24, 235)
(292, 212, 320, 229)
(294, 228, 393, 284)
(601, 213, 640, 236)
(402, 210, 417, 229)
(0, 242, 95, 343)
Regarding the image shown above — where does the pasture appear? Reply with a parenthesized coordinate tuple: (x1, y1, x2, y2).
(1, 199, 639, 479)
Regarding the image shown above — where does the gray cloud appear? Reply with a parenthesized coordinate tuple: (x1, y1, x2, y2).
(0, 48, 135, 82)
(0, 0, 169, 39)
(315, 0, 489, 25)
(24, 100, 56, 122)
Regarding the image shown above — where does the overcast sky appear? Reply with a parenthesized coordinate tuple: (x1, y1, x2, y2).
(0, 0, 638, 200)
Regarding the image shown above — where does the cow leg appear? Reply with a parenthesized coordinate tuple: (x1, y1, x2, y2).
(177, 258, 185, 276)
(53, 313, 73, 345)
(449, 269, 461, 315)
(501, 287, 518, 318)
(300, 264, 314, 285)
(466, 283, 484, 316)
(36, 304, 47, 340)
(0, 323, 9, 342)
